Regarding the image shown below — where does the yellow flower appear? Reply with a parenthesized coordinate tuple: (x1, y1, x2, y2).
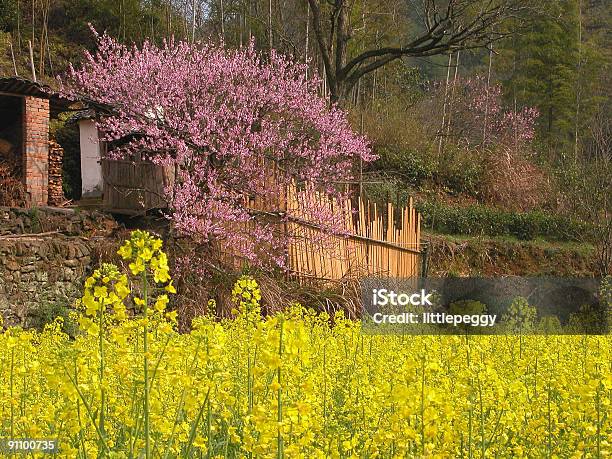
(129, 259, 145, 275)
(115, 281, 131, 299)
(154, 294, 169, 313)
(165, 310, 178, 323)
(117, 243, 133, 260)
(3, 230, 609, 459)
(82, 292, 99, 316)
(93, 285, 108, 299)
(153, 267, 170, 284)
(140, 247, 153, 261)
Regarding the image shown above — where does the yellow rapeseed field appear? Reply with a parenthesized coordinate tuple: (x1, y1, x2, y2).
(0, 231, 610, 458)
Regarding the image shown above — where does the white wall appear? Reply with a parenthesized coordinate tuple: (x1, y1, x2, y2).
(78, 119, 103, 198)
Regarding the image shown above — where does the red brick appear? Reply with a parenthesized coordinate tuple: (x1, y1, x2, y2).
(22, 96, 50, 206)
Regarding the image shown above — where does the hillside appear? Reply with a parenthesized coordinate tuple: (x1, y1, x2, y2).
(425, 233, 595, 277)
(1, 0, 610, 276)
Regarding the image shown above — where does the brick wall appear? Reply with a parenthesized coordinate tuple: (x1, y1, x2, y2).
(22, 96, 49, 206)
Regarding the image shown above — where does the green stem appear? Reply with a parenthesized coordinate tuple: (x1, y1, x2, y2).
(75, 359, 89, 459)
(184, 389, 211, 457)
(420, 353, 425, 456)
(547, 380, 551, 458)
(10, 347, 14, 440)
(99, 302, 106, 450)
(479, 378, 485, 458)
(277, 317, 284, 459)
(142, 269, 150, 459)
(162, 338, 204, 459)
(468, 376, 473, 459)
(21, 348, 26, 418)
(596, 383, 601, 458)
(62, 363, 111, 456)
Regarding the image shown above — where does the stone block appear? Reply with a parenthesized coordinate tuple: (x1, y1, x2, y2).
(64, 259, 79, 268)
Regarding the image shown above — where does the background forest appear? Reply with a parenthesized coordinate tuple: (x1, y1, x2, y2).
(0, 0, 610, 275)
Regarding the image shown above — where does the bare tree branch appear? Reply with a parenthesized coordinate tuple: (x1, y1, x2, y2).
(306, 0, 526, 103)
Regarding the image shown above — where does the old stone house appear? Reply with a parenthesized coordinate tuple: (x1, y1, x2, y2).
(0, 76, 73, 206)
(1, 76, 168, 213)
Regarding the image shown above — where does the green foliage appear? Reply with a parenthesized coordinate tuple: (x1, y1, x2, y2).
(29, 301, 78, 337)
(498, 0, 608, 157)
(437, 151, 484, 196)
(0, 0, 16, 31)
(28, 286, 80, 336)
(537, 316, 563, 334)
(554, 155, 611, 274)
(416, 200, 590, 241)
(52, 0, 181, 46)
(568, 302, 607, 334)
(601, 276, 612, 312)
(447, 300, 489, 333)
(28, 207, 41, 233)
(1, 0, 188, 78)
(362, 180, 412, 210)
(502, 297, 537, 333)
(449, 300, 488, 315)
(370, 146, 484, 196)
(373, 147, 435, 186)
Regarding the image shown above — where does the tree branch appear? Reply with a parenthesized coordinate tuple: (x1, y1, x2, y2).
(306, 0, 525, 102)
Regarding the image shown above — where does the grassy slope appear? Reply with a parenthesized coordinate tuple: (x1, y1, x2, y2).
(424, 231, 595, 277)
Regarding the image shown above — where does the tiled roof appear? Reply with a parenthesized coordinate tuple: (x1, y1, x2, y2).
(0, 76, 74, 115)
(0, 76, 53, 97)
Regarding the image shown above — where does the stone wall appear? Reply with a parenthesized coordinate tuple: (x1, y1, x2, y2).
(0, 206, 119, 328)
(0, 206, 117, 236)
(0, 235, 93, 328)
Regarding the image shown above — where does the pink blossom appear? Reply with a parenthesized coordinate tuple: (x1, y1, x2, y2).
(464, 76, 539, 147)
(61, 30, 373, 268)
(429, 75, 539, 149)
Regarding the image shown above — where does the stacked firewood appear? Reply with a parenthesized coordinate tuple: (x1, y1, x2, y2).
(0, 138, 27, 206)
(48, 139, 65, 206)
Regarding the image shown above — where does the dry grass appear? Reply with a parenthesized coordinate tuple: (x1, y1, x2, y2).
(481, 149, 554, 211)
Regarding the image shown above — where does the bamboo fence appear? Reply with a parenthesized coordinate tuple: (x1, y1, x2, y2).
(285, 185, 421, 281)
(101, 158, 422, 280)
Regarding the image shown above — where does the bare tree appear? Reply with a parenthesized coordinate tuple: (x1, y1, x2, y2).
(306, 0, 525, 103)
(563, 108, 612, 276)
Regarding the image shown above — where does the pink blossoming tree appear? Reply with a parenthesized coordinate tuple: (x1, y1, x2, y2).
(62, 31, 373, 268)
(464, 76, 539, 148)
(429, 76, 538, 150)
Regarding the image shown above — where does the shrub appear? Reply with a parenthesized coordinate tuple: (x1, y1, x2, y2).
(370, 146, 485, 196)
(416, 200, 590, 241)
(372, 147, 435, 186)
(436, 148, 485, 196)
